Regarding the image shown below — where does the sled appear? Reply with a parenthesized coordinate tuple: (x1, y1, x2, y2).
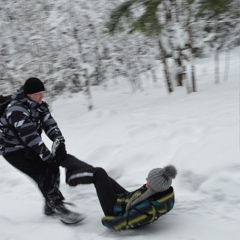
(102, 187, 174, 231)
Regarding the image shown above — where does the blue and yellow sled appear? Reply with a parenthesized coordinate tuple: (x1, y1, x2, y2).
(102, 187, 175, 231)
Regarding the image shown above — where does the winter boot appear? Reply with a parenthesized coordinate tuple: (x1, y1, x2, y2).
(44, 201, 56, 216)
(48, 200, 85, 224)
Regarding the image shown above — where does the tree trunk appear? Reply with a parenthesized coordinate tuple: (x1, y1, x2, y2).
(86, 78, 93, 111)
(91, 23, 105, 85)
(223, 50, 230, 82)
(191, 64, 196, 92)
(68, 1, 93, 110)
(151, 68, 157, 83)
(185, 3, 197, 92)
(158, 38, 173, 93)
(214, 49, 220, 84)
(124, 56, 136, 92)
(188, 48, 197, 92)
(175, 51, 186, 87)
(122, 37, 142, 92)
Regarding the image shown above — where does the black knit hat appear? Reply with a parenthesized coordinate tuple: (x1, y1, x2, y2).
(24, 77, 45, 94)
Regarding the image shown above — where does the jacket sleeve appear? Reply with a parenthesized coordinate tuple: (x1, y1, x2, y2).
(7, 106, 52, 162)
(0, 130, 4, 155)
(39, 102, 65, 143)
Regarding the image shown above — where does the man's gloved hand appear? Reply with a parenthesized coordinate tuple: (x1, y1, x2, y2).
(51, 139, 67, 165)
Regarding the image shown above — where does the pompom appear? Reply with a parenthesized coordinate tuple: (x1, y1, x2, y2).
(163, 165, 177, 179)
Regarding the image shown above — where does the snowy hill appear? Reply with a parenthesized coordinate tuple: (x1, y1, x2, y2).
(0, 48, 240, 240)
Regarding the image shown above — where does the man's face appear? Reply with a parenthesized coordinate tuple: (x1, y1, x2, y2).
(27, 91, 45, 105)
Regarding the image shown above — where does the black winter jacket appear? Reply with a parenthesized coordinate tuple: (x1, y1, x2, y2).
(0, 87, 64, 161)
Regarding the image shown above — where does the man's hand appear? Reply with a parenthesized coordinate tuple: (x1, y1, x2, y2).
(51, 139, 67, 165)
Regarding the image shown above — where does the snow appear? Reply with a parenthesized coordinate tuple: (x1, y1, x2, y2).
(0, 48, 240, 239)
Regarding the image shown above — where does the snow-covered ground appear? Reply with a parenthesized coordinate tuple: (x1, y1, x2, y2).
(0, 48, 240, 240)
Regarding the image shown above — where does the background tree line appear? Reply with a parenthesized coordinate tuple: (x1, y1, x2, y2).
(0, 0, 239, 108)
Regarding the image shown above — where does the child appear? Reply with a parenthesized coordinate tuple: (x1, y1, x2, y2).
(101, 165, 177, 231)
(62, 155, 177, 231)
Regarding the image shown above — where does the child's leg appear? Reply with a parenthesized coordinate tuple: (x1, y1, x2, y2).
(62, 154, 127, 215)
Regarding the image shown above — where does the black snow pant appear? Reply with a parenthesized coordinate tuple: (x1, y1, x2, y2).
(61, 154, 128, 216)
(3, 147, 64, 207)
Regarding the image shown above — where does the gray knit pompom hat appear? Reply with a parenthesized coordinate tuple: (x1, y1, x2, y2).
(148, 165, 177, 192)
(125, 165, 177, 211)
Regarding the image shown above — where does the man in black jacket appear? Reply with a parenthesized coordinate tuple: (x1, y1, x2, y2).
(0, 77, 84, 224)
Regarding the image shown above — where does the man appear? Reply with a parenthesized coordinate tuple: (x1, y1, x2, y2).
(0, 77, 84, 224)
